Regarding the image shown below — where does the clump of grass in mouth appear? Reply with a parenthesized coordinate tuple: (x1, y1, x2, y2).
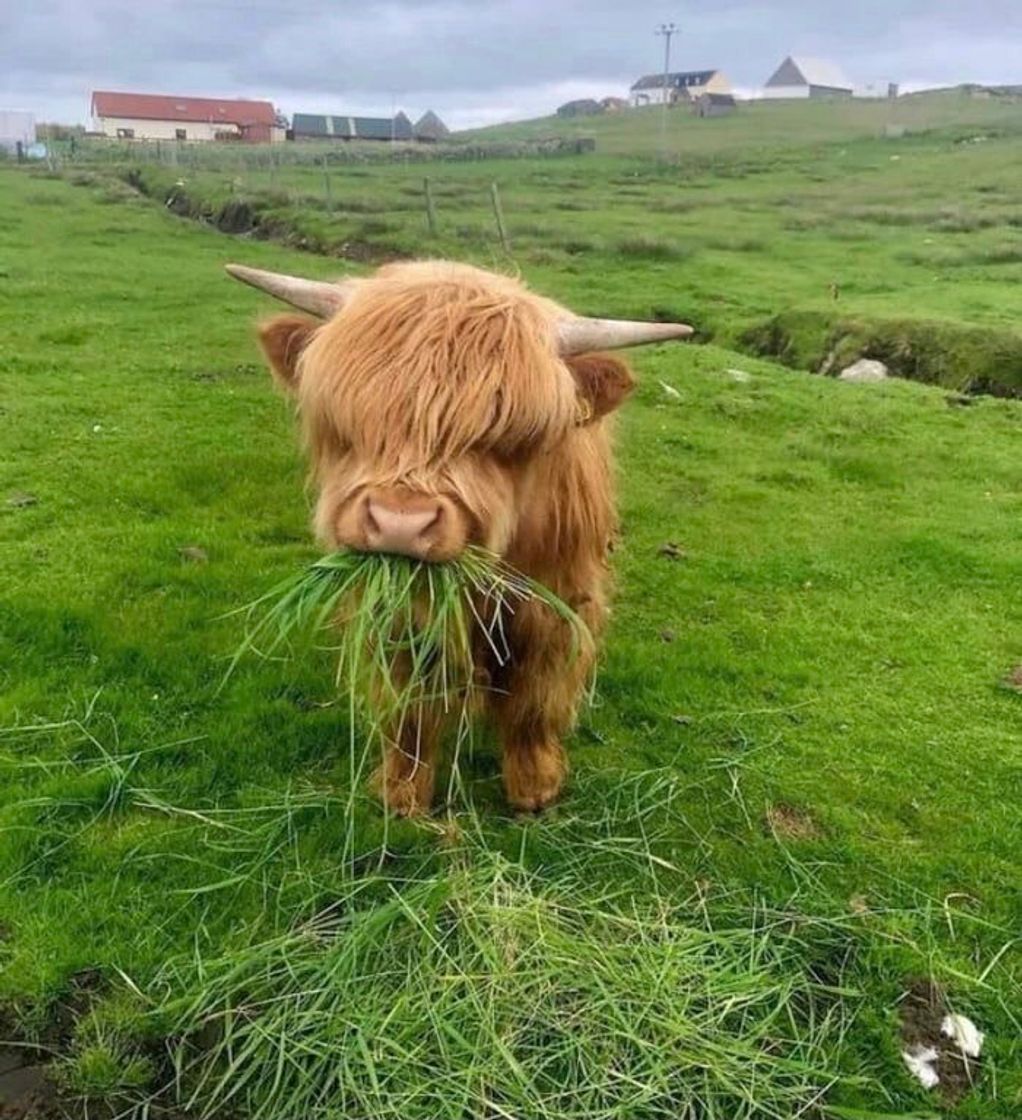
(227, 547, 590, 723)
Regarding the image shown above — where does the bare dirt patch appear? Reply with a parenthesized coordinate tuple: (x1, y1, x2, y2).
(1001, 664, 1022, 692)
(765, 802, 822, 841)
(899, 977, 980, 1105)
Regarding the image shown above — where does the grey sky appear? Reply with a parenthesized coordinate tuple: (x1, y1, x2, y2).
(3, 1, 1020, 129)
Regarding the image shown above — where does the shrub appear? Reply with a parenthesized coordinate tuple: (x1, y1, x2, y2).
(616, 235, 689, 261)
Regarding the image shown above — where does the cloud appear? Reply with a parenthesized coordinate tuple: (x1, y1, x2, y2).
(2, 1, 1019, 127)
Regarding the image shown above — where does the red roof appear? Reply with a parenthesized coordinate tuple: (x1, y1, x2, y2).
(90, 91, 276, 128)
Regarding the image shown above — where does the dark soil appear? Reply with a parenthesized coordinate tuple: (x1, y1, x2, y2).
(899, 977, 980, 1105)
(0, 1049, 63, 1120)
(1, 972, 99, 1119)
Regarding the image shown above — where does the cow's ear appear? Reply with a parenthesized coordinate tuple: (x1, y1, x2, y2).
(565, 352, 636, 424)
(257, 314, 319, 392)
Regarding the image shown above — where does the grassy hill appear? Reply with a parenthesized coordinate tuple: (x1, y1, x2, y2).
(93, 90, 1022, 395)
(459, 88, 1022, 156)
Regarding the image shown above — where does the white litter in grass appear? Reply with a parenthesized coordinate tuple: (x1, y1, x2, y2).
(942, 1013, 984, 1058)
(726, 368, 752, 383)
(659, 380, 682, 400)
(902, 1044, 940, 1089)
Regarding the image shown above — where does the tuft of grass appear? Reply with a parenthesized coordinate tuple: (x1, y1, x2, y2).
(153, 840, 857, 1120)
(56, 1041, 154, 1101)
(616, 234, 690, 260)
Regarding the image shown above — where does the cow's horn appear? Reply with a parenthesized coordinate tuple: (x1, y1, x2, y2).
(557, 317, 693, 355)
(225, 264, 350, 318)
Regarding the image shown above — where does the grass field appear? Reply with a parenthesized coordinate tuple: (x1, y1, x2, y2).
(79, 91, 1022, 395)
(1, 94, 1021, 1118)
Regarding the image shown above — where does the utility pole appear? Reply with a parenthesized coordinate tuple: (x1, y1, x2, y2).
(655, 21, 678, 156)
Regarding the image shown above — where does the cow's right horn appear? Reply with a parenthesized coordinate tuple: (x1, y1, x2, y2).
(225, 264, 351, 318)
(557, 317, 693, 355)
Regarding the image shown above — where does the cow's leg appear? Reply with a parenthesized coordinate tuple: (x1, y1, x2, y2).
(492, 600, 599, 812)
(371, 709, 442, 817)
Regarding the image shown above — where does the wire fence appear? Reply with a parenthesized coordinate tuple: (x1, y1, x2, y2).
(39, 134, 597, 175)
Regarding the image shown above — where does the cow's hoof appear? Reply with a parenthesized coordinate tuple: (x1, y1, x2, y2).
(371, 769, 430, 817)
(503, 742, 566, 813)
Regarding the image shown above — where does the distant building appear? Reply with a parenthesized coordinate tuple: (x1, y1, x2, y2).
(413, 110, 449, 142)
(556, 98, 603, 118)
(630, 70, 731, 107)
(692, 92, 736, 118)
(291, 112, 414, 141)
(762, 57, 853, 99)
(0, 109, 35, 153)
(854, 81, 900, 99)
(600, 97, 630, 113)
(90, 91, 283, 142)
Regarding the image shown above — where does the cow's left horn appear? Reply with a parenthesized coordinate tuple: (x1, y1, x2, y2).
(557, 317, 693, 355)
(225, 264, 351, 318)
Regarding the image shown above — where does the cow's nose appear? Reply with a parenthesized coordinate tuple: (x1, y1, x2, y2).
(363, 497, 444, 559)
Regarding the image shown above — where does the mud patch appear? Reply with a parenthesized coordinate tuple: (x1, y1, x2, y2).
(0, 1048, 60, 1119)
(899, 977, 980, 1105)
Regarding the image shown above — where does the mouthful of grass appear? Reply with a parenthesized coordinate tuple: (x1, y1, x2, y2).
(228, 547, 590, 725)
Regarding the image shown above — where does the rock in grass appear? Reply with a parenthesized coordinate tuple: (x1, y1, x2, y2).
(902, 1043, 940, 1089)
(839, 358, 889, 383)
(941, 1013, 984, 1058)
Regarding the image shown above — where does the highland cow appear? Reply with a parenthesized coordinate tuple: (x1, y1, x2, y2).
(228, 260, 690, 815)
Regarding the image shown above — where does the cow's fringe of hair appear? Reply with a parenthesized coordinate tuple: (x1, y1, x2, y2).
(297, 261, 580, 472)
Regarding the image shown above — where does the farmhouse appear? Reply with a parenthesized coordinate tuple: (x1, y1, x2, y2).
(762, 57, 853, 99)
(631, 70, 731, 107)
(413, 110, 449, 142)
(90, 91, 283, 142)
(291, 112, 414, 141)
(0, 109, 35, 153)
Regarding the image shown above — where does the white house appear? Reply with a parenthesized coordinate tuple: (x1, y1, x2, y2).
(762, 57, 853, 99)
(631, 70, 732, 107)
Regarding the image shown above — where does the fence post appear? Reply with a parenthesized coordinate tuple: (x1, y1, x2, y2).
(423, 176, 438, 235)
(322, 155, 332, 209)
(490, 181, 510, 252)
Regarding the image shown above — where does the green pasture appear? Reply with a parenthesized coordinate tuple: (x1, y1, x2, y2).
(1, 95, 1020, 1117)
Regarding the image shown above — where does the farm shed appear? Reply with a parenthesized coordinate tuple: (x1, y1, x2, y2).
(413, 110, 450, 142)
(762, 57, 852, 99)
(90, 92, 283, 142)
(556, 99, 603, 118)
(631, 70, 731, 107)
(693, 92, 736, 117)
(292, 112, 414, 141)
(0, 109, 35, 153)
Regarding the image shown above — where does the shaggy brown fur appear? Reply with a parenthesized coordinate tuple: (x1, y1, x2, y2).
(257, 261, 634, 814)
